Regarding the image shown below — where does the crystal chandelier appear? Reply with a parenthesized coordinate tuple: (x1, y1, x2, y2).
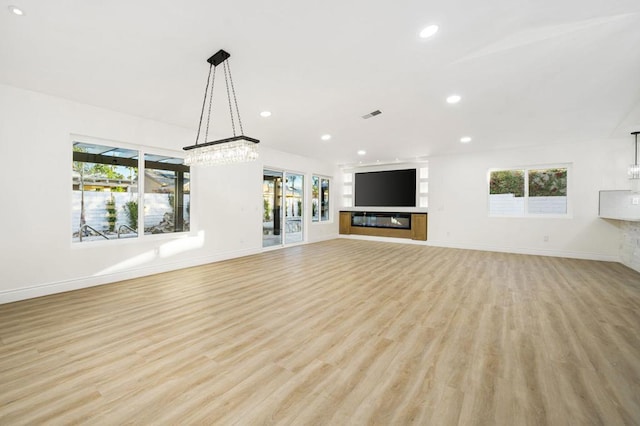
(183, 50, 259, 166)
(629, 131, 640, 179)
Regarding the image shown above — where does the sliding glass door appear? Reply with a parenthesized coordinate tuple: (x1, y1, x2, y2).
(262, 169, 303, 248)
(263, 170, 283, 247)
(285, 173, 303, 244)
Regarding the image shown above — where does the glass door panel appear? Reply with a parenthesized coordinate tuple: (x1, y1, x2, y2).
(285, 173, 304, 244)
(321, 177, 330, 220)
(263, 170, 283, 247)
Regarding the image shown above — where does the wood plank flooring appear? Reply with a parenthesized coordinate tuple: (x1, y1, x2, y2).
(1, 239, 640, 425)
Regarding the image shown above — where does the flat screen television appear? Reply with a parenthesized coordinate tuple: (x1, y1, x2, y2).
(354, 169, 417, 207)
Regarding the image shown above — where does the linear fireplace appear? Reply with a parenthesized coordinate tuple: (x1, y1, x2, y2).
(351, 212, 411, 229)
(340, 211, 427, 241)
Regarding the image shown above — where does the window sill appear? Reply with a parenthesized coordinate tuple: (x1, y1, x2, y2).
(71, 230, 193, 247)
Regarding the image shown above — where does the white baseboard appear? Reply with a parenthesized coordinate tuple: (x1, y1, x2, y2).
(423, 239, 620, 262)
(1, 236, 341, 305)
(339, 234, 620, 262)
(620, 259, 640, 274)
(308, 233, 340, 244)
(1, 236, 622, 305)
(0, 247, 261, 304)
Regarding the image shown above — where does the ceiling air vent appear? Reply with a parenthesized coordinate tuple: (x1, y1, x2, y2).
(362, 110, 382, 119)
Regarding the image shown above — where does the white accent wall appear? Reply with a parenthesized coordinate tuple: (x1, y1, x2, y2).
(0, 84, 338, 303)
(427, 142, 628, 261)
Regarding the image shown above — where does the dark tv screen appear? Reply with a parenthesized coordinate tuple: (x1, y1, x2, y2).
(355, 169, 416, 207)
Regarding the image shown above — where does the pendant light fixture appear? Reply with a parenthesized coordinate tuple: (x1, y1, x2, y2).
(629, 131, 640, 179)
(183, 50, 259, 166)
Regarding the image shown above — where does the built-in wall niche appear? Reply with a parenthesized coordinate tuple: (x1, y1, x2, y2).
(419, 166, 428, 208)
(342, 172, 353, 207)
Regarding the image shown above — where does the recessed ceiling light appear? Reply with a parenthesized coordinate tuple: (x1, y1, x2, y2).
(321, 134, 331, 141)
(8, 5, 24, 15)
(357, 150, 366, 156)
(419, 25, 439, 39)
(260, 111, 271, 117)
(460, 136, 472, 143)
(446, 94, 461, 104)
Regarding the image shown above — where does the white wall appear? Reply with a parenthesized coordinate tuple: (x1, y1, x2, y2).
(427, 141, 628, 260)
(0, 84, 338, 303)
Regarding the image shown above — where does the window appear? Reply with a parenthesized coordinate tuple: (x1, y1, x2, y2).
(312, 176, 331, 222)
(144, 154, 190, 234)
(72, 141, 190, 242)
(489, 166, 568, 216)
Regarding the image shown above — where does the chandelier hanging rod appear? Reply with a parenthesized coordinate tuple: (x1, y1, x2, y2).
(628, 131, 640, 180)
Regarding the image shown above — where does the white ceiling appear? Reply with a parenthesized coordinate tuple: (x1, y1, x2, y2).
(2, 0, 640, 166)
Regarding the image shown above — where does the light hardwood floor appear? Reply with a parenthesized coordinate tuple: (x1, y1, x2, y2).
(1, 239, 640, 425)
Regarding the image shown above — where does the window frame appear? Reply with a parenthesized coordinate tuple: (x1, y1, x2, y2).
(312, 174, 332, 223)
(142, 153, 191, 236)
(71, 137, 191, 244)
(488, 163, 571, 218)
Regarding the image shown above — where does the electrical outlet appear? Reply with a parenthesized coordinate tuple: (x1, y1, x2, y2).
(543, 235, 549, 242)
(633, 197, 640, 205)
